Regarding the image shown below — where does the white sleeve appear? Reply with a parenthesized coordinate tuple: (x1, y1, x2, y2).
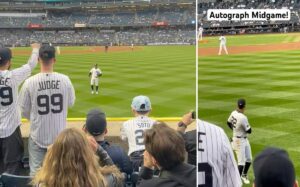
(242, 117, 251, 131)
(11, 49, 39, 85)
(222, 131, 242, 187)
(19, 80, 31, 120)
(67, 77, 75, 107)
(227, 113, 233, 123)
(120, 123, 127, 141)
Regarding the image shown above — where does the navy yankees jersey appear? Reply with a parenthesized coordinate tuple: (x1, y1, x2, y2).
(19, 72, 75, 148)
(0, 49, 39, 138)
(198, 120, 241, 187)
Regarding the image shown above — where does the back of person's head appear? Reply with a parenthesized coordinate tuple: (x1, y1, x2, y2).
(0, 48, 12, 68)
(32, 128, 106, 187)
(85, 108, 107, 137)
(253, 147, 297, 187)
(144, 121, 185, 170)
(131, 95, 151, 115)
(237, 98, 246, 109)
(39, 44, 55, 65)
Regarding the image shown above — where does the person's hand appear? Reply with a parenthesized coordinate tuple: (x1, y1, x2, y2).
(181, 112, 194, 126)
(87, 136, 98, 152)
(31, 43, 40, 49)
(143, 150, 154, 169)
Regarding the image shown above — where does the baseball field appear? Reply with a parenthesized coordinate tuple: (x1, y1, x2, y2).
(199, 33, 300, 186)
(11, 45, 195, 119)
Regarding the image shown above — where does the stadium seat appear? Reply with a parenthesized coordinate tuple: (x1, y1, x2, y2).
(0, 173, 32, 187)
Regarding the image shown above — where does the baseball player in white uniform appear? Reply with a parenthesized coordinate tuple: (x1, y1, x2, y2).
(218, 34, 228, 55)
(198, 119, 241, 187)
(19, 44, 75, 176)
(89, 64, 102, 95)
(120, 95, 155, 171)
(198, 26, 204, 41)
(0, 43, 40, 174)
(227, 98, 252, 184)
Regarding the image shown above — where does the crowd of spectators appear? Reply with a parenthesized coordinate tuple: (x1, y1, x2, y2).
(198, 0, 300, 34)
(0, 8, 194, 28)
(0, 28, 195, 46)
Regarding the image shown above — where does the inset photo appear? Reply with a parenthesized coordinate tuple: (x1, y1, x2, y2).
(198, 1, 299, 187)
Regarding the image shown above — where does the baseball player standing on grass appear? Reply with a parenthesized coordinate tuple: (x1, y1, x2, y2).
(198, 26, 204, 41)
(120, 95, 155, 171)
(198, 119, 242, 187)
(0, 43, 40, 174)
(89, 64, 102, 95)
(19, 44, 75, 176)
(227, 98, 252, 185)
(218, 33, 228, 55)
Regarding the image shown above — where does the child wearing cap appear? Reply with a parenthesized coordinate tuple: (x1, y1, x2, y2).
(120, 95, 156, 171)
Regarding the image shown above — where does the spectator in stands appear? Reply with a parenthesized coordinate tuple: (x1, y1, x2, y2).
(120, 96, 156, 171)
(138, 122, 196, 187)
(177, 112, 196, 166)
(31, 128, 124, 187)
(253, 147, 298, 187)
(83, 108, 133, 175)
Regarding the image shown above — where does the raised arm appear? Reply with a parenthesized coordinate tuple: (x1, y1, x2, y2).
(12, 43, 40, 85)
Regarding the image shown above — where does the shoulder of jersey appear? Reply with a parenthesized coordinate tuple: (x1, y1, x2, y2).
(198, 120, 225, 134)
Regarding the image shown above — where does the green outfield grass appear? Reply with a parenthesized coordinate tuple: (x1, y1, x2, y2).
(199, 33, 300, 186)
(12, 45, 195, 118)
(200, 33, 300, 48)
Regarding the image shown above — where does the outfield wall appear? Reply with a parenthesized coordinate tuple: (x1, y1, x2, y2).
(20, 118, 196, 138)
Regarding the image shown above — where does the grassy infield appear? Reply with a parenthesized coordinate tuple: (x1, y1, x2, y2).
(199, 33, 300, 186)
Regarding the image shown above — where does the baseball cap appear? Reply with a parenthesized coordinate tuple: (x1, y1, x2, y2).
(85, 108, 107, 136)
(253, 147, 295, 187)
(131, 95, 151, 112)
(0, 48, 12, 65)
(39, 44, 55, 60)
(237, 98, 246, 108)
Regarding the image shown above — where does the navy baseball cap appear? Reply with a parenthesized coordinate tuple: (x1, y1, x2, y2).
(253, 147, 295, 187)
(39, 44, 55, 60)
(85, 108, 107, 136)
(131, 95, 151, 112)
(237, 98, 246, 108)
(0, 48, 12, 66)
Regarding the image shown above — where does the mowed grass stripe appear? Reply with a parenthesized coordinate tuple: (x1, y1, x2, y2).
(199, 36, 300, 186)
(200, 33, 300, 48)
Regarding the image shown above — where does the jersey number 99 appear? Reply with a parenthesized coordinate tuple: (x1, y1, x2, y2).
(37, 94, 63, 115)
(0, 87, 13, 106)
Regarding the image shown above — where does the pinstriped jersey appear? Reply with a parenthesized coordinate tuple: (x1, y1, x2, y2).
(227, 110, 251, 137)
(198, 120, 241, 187)
(0, 49, 39, 138)
(120, 115, 155, 155)
(90, 68, 101, 79)
(19, 72, 75, 148)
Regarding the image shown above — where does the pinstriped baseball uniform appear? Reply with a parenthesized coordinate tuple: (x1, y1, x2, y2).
(227, 110, 252, 165)
(90, 67, 101, 85)
(19, 72, 75, 148)
(0, 49, 39, 138)
(120, 115, 155, 155)
(198, 120, 241, 187)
